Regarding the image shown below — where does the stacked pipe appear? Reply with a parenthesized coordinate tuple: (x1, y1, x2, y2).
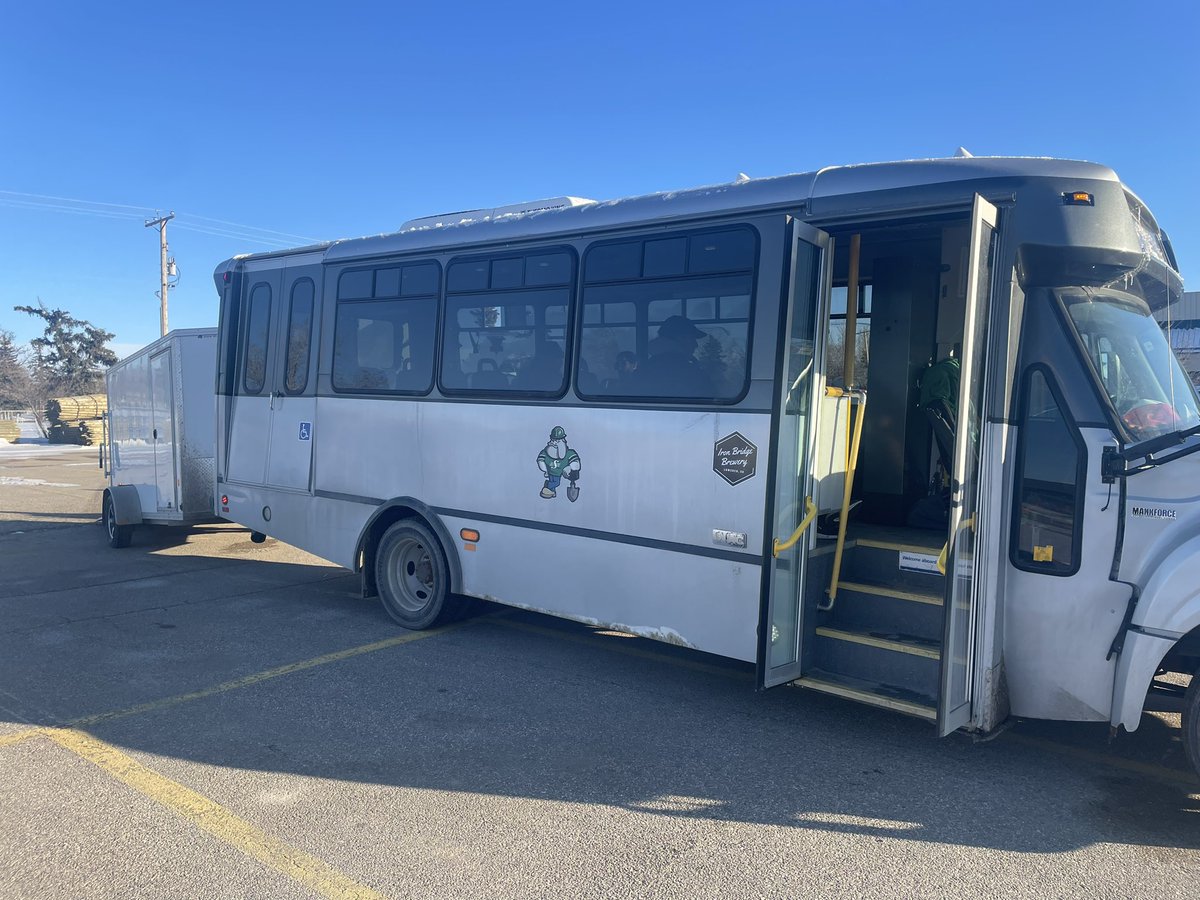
(0, 420, 19, 443)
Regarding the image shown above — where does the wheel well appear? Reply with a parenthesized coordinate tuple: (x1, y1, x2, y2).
(357, 501, 461, 599)
(1161, 625, 1200, 676)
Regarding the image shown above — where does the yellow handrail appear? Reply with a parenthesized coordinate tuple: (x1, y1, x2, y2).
(773, 497, 817, 558)
(822, 391, 867, 611)
(936, 513, 976, 575)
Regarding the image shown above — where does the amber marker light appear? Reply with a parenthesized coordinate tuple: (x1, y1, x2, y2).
(1063, 191, 1094, 206)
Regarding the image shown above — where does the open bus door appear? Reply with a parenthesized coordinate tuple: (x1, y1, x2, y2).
(760, 220, 832, 687)
(938, 195, 998, 735)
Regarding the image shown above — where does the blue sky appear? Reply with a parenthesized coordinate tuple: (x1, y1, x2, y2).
(2, 1, 1197, 357)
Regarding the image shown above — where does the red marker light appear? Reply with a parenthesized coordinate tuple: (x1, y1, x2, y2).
(221, 495, 228, 506)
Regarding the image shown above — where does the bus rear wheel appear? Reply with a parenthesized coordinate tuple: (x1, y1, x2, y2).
(103, 493, 132, 549)
(1183, 669, 1200, 779)
(375, 519, 457, 629)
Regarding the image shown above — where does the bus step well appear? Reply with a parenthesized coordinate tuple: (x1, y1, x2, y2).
(807, 527, 946, 712)
(796, 669, 936, 721)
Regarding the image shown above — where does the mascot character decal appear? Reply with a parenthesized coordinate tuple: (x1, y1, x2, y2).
(537, 426, 581, 501)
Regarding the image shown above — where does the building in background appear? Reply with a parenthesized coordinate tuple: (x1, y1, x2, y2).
(1156, 290, 1200, 385)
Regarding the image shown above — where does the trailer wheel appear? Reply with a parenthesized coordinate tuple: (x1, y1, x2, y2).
(1183, 669, 1200, 779)
(103, 493, 132, 549)
(375, 519, 458, 629)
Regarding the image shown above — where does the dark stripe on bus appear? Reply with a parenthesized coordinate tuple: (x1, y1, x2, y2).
(433, 506, 763, 565)
(313, 491, 762, 565)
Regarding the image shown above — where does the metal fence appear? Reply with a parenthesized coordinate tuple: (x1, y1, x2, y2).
(0, 409, 34, 420)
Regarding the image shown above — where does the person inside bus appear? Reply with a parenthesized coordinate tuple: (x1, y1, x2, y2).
(513, 339, 565, 391)
(639, 315, 715, 397)
(602, 350, 639, 391)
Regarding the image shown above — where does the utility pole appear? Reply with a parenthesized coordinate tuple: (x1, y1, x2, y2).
(144, 212, 175, 337)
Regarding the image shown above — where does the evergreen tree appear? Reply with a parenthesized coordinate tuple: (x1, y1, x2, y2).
(0, 329, 33, 408)
(14, 301, 117, 395)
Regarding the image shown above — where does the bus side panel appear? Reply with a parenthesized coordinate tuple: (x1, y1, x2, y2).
(442, 515, 761, 660)
(307, 398, 771, 659)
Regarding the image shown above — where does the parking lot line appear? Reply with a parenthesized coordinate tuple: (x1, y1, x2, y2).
(0, 728, 39, 748)
(70, 621, 472, 730)
(43, 727, 387, 900)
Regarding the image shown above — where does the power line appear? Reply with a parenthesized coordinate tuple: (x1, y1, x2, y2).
(0, 189, 319, 245)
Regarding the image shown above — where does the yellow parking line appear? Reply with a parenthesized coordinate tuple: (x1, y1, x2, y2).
(44, 728, 386, 900)
(0, 727, 40, 748)
(71, 622, 467, 729)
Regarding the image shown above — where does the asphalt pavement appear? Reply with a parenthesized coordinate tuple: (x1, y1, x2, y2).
(1, 440, 1197, 899)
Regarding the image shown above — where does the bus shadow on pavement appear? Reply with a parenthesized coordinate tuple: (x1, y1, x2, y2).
(1, 525, 1197, 856)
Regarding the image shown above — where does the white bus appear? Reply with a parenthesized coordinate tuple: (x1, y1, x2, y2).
(210, 156, 1200, 776)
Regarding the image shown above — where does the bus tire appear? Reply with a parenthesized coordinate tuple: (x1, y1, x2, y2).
(1183, 668, 1200, 779)
(375, 519, 457, 629)
(103, 493, 133, 549)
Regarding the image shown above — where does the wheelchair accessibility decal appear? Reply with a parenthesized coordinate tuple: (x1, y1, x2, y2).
(537, 426, 581, 502)
(298, 422, 312, 441)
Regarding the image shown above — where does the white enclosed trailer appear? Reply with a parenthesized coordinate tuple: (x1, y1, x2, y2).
(102, 328, 218, 546)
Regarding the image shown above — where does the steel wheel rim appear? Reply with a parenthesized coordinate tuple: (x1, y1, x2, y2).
(105, 499, 116, 541)
(384, 536, 437, 613)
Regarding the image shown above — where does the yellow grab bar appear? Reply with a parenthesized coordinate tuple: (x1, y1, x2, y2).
(823, 392, 867, 610)
(936, 513, 976, 575)
(773, 497, 818, 558)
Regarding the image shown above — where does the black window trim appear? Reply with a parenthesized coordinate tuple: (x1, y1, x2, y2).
(574, 224, 760, 406)
(438, 245, 578, 400)
(241, 280, 273, 396)
(330, 258, 443, 398)
(283, 277, 316, 396)
(1008, 363, 1087, 577)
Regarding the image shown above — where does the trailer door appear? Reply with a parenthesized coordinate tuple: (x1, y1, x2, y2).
(938, 195, 998, 735)
(760, 220, 831, 687)
(149, 347, 177, 511)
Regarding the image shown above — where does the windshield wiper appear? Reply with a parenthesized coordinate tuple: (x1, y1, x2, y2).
(1102, 423, 1200, 481)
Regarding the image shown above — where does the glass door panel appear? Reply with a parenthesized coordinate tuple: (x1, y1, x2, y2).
(938, 195, 998, 734)
(760, 220, 830, 688)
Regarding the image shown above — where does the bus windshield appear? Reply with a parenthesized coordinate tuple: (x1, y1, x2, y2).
(1061, 287, 1200, 440)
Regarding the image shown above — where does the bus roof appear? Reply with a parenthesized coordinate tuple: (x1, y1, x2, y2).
(218, 156, 1120, 270)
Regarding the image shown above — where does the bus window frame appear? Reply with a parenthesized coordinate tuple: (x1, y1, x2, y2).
(330, 259, 443, 398)
(438, 245, 578, 400)
(574, 224, 760, 406)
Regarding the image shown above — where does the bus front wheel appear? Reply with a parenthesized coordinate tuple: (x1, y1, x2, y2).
(1183, 669, 1200, 779)
(375, 519, 457, 630)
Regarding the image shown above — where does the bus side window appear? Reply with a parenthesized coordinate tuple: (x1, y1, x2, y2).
(577, 227, 756, 402)
(331, 262, 439, 394)
(242, 282, 272, 395)
(440, 251, 574, 396)
(1010, 368, 1086, 576)
(284, 278, 315, 394)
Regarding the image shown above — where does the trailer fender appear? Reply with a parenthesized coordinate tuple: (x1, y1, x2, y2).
(1111, 538, 1200, 732)
(104, 485, 144, 526)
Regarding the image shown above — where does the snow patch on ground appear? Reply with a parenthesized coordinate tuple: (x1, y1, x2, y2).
(0, 476, 79, 488)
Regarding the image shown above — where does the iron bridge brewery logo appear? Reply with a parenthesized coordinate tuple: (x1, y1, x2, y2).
(537, 426, 581, 502)
(713, 432, 757, 486)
